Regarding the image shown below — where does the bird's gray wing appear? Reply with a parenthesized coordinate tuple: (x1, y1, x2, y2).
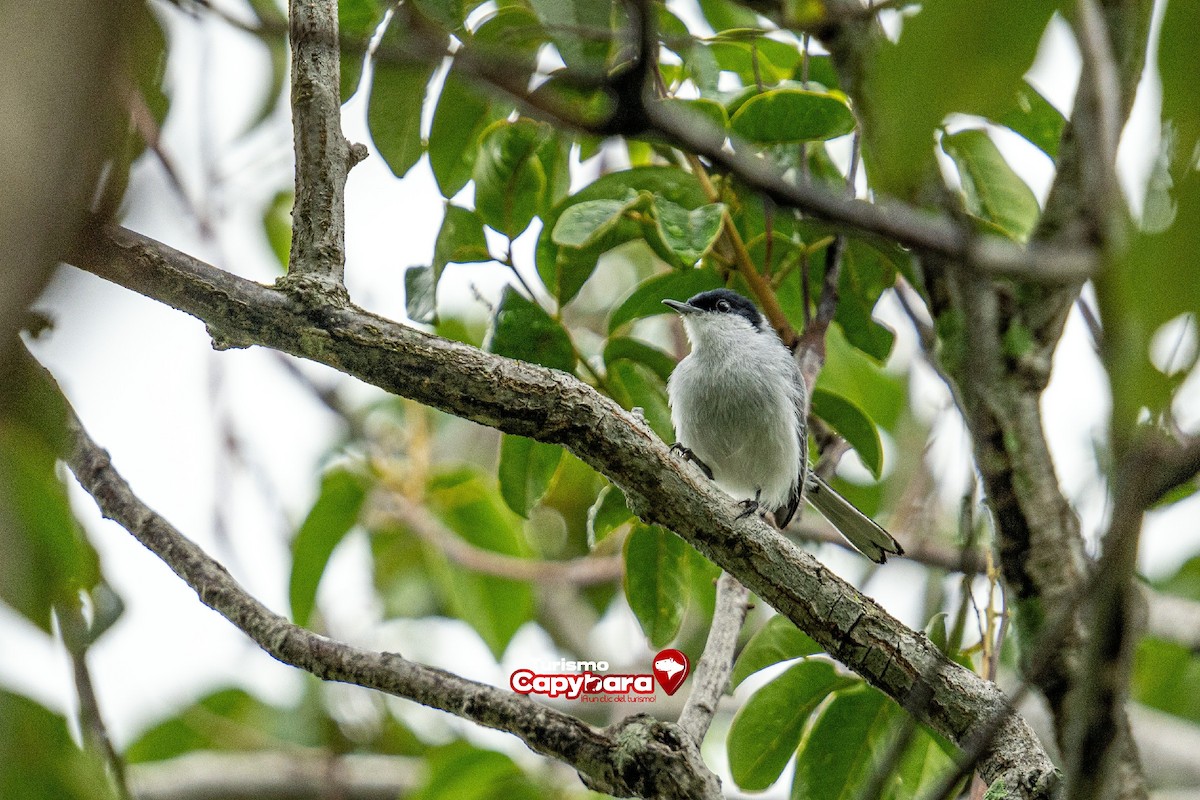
(773, 367, 809, 528)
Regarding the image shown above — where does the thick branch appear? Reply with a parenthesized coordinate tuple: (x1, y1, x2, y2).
(70, 224, 1058, 797)
(285, 0, 364, 289)
(63, 397, 719, 800)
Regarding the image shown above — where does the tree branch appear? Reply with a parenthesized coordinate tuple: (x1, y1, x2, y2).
(62, 393, 721, 800)
(677, 573, 749, 744)
(284, 0, 366, 291)
(69, 223, 1059, 797)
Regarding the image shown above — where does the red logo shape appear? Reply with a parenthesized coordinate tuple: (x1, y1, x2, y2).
(652, 649, 690, 695)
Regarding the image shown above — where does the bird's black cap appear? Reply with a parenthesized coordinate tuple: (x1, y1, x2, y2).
(662, 289, 763, 328)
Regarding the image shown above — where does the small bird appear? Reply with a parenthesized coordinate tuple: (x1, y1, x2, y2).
(663, 288, 903, 563)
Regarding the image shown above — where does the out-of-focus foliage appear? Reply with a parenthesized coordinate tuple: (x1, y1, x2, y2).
(9, 0, 1200, 796)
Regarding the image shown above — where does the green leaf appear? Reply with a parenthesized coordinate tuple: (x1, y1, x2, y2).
(941, 129, 1040, 242)
(587, 483, 633, 547)
(997, 81, 1065, 159)
(425, 469, 535, 658)
(126, 688, 314, 763)
(791, 685, 898, 800)
(0, 360, 98, 633)
(865, 0, 1060, 195)
(815, 323, 905, 431)
(552, 196, 638, 249)
(835, 240, 898, 362)
(731, 88, 856, 143)
(487, 286, 576, 373)
(428, 67, 498, 198)
(608, 268, 725, 333)
(624, 524, 691, 647)
(653, 200, 726, 265)
(811, 389, 883, 478)
(1104, 170, 1200, 434)
(732, 614, 823, 689)
(729, 660, 857, 790)
(603, 337, 676, 383)
(405, 265, 436, 324)
(1132, 636, 1200, 723)
(473, 119, 549, 238)
(368, 18, 439, 177)
(341, 0, 387, 102)
(434, 205, 492, 279)
(289, 468, 370, 627)
(528, 0, 612, 69)
(498, 435, 563, 517)
(0, 690, 112, 800)
(263, 189, 292, 272)
(414, 741, 541, 800)
(537, 166, 709, 305)
(607, 360, 674, 441)
(1160, 0, 1200, 176)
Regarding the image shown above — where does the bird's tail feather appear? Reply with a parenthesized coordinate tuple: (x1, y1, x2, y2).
(806, 477, 903, 564)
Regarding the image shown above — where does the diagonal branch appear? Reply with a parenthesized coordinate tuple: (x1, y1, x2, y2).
(677, 572, 749, 743)
(69, 223, 1058, 797)
(62, 394, 720, 800)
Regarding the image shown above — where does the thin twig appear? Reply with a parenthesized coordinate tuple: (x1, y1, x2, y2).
(678, 572, 750, 743)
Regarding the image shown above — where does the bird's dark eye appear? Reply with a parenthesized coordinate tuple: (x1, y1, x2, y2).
(716, 299, 730, 312)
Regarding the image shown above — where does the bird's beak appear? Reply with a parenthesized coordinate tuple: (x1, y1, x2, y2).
(662, 299, 697, 315)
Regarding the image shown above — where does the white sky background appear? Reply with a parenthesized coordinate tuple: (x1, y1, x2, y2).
(4, 0, 1200, 778)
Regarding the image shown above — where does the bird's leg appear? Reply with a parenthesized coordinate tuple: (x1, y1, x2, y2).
(669, 443, 714, 480)
(736, 488, 763, 520)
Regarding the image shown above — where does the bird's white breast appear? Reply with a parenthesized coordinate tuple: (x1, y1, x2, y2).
(667, 318, 803, 511)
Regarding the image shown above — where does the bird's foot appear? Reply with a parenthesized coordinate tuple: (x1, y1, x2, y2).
(735, 489, 763, 520)
(669, 443, 714, 479)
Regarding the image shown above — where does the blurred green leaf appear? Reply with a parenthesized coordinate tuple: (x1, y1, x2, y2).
(835, 240, 898, 362)
(728, 660, 856, 790)
(434, 204, 492, 281)
(608, 267, 724, 333)
(997, 81, 1066, 159)
(865, 0, 1060, 195)
(815, 323, 905, 431)
(487, 286, 576, 373)
(0, 360, 98, 633)
(697, 0, 760, 32)
(528, 0, 612, 69)
(653, 200, 726, 265)
(1156, 555, 1200, 601)
(368, 18, 439, 178)
(707, 37, 812, 86)
(624, 524, 691, 647)
(425, 469, 534, 658)
(603, 337, 676, 383)
(414, 741, 541, 800)
(587, 483, 634, 547)
(1132, 637, 1200, 723)
(731, 88, 856, 143)
(473, 119, 549, 238)
(537, 166, 709, 304)
(1104, 171, 1200, 434)
(732, 614, 822, 688)
(941, 129, 1040, 242)
(552, 195, 641, 249)
(791, 684, 898, 799)
(498, 435, 563, 518)
(340, 0, 387, 102)
(606, 360, 674, 441)
(126, 688, 315, 763)
(428, 67, 498, 198)
(405, 265, 437, 324)
(1159, 0, 1200, 176)
(289, 467, 370, 627)
(263, 189, 292, 272)
(812, 389, 883, 478)
(0, 690, 112, 800)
